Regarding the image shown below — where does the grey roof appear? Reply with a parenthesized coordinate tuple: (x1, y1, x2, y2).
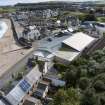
(37, 83, 47, 91)
(23, 96, 41, 105)
(6, 65, 42, 105)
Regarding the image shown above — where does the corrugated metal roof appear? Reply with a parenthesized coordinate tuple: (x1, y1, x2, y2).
(6, 86, 26, 105)
(55, 50, 79, 61)
(63, 32, 95, 52)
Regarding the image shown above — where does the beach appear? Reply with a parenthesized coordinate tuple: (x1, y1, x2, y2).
(0, 18, 33, 77)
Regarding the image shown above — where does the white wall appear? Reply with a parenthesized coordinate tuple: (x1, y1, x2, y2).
(95, 25, 105, 36)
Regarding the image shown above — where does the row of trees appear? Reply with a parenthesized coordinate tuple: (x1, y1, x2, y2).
(49, 48, 105, 105)
(78, 10, 97, 22)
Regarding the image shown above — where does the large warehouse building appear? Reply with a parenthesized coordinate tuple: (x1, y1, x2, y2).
(54, 32, 96, 63)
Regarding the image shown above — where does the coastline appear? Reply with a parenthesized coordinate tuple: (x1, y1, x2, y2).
(0, 18, 33, 79)
(0, 21, 8, 39)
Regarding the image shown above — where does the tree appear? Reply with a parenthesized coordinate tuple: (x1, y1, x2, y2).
(49, 88, 80, 105)
(53, 63, 68, 72)
(78, 11, 96, 22)
(92, 50, 105, 62)
(65, 69, 77, 87)
(79, 77, 90, 90)
(81, 88, 96, 105)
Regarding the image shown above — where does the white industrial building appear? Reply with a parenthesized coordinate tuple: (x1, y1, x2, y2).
(33, 32, 96, 64)
(62, 32, 95, 52)
(54, 32, 96, 63)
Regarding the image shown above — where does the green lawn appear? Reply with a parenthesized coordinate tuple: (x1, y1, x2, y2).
(97, 17, 105, 22)
(0, 7, 16, 13)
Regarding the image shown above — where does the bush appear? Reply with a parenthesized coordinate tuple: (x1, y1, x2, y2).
(54, 63, 68, 72)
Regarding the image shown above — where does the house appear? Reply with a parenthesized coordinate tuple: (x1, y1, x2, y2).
(22, 96, 42, 105)
(23, 26, 41, 41)
(66, 16, 80, 29)
(43, 9, 58, 18)
(33, 81, 49, 99)
(5, 65, 42, 105)
(80, 21, 95, 29)
(95, 22, 105, 36)
(33, 49, 54, 73)
(43, 76, 65, 87)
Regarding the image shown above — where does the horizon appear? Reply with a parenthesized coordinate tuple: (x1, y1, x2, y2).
(0, 0, 103, 6)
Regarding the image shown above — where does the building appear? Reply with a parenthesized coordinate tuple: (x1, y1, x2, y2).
(95, 22, 105, 36)
(33, 49, 54, 73)
(44, 75, 65, 87)
(23, 26, 41, 41)
(33, 81, 49, 99)
(22, 96, 42, 105)
(62, 32, 95, 52)
(3, 65, 42, 105)
(66, 16, 80, 28)
(33, 32, 96, 64)
(54, 32, 96, 64)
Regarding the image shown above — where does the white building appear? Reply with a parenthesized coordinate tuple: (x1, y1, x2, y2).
(23, 26, 41, 41)
(43, 9, 58, 18)
(33, 32, 96, 64)
(54, 32, 96, 64)
(62, 32, 95, 52)
(34, 81, 49, 98)
(33, 49, 54, 74)
(95, 22, 105, 36)
(66, 16, 80, 30)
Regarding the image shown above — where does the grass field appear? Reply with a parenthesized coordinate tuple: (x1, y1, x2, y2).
(0, 7, 16, 13)
(97, 17, 105, 22)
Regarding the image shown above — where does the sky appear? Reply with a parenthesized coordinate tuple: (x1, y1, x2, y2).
(0, 0, 102, 6)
